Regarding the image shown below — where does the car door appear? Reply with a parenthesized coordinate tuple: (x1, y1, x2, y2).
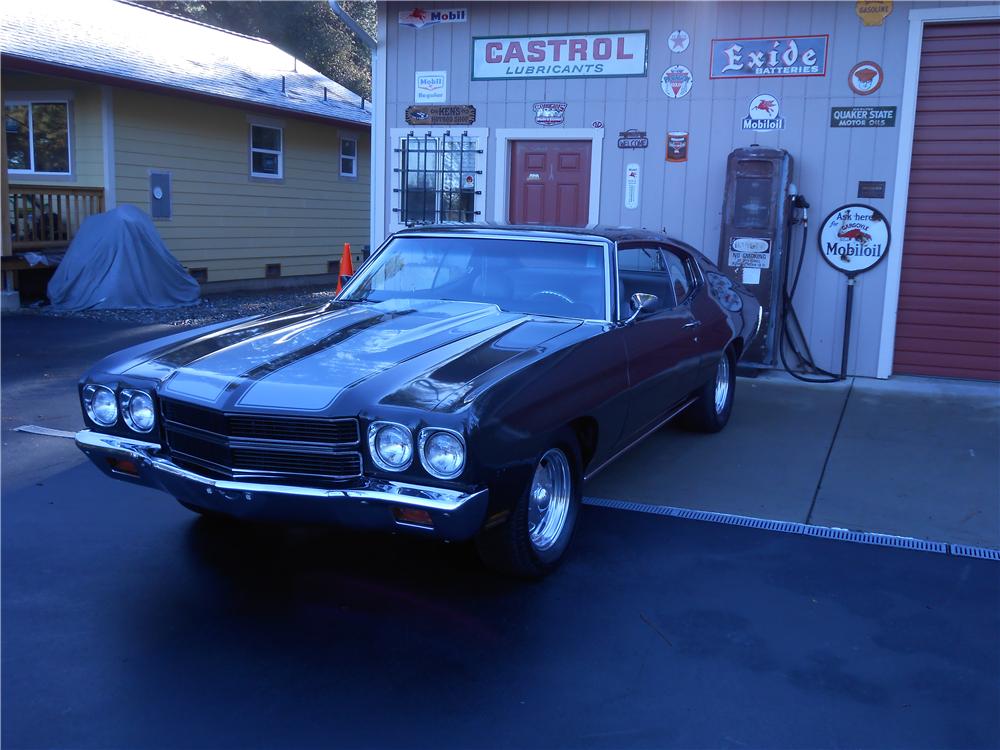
(617, 243, 702, 441)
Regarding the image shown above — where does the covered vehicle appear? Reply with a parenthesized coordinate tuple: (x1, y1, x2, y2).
(48, 205, 199, 310)
(75, 226, 761, 577)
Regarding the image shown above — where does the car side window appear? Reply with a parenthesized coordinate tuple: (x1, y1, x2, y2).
(617, 246, 675, 317)
(663, 250, 693, 303)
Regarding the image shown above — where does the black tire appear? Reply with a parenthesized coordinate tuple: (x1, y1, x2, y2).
(474, 430, 582, 578)
(681, 347, 736, 433)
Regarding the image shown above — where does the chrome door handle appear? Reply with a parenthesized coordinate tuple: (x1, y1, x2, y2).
(683, 320, 701, 329)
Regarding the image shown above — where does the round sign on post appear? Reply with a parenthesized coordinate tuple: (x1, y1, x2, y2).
(818, 203, 891, 277)
(817, 203, 891, 378)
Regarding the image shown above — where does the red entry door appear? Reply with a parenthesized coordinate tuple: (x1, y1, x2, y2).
(509, 140, 592, 227)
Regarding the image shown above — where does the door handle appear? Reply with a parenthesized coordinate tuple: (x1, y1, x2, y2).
(683, 319, 702, 329)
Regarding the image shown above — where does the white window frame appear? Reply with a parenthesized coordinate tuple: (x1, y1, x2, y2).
(340, 135, 358, 178)
(493, 128, 603, 228)
(389, 127, 488, 232)
(4, 95, 74, 176)
(249, 123, 283, 179)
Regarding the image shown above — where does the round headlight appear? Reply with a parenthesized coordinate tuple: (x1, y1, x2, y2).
(121, 389, 156, 433)
(419, 429, 466, 479)
(368, 422, 413, 471)
(83, 384, 118, 426)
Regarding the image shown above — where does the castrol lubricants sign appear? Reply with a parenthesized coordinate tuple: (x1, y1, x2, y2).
(472, 32, 648, 80)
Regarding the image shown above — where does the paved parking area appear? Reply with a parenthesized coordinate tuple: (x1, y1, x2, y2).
(2, 313, 999, 748)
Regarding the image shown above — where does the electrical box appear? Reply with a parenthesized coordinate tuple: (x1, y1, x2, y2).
(150, 171, 172, 219)
(718, 146, 793, 367)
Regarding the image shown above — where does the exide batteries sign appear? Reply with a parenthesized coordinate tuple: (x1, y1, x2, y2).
(472, 32, 648, 80)
(710, 35, 829, 79)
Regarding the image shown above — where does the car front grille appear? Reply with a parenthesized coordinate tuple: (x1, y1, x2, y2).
(161, 398, 362, 482)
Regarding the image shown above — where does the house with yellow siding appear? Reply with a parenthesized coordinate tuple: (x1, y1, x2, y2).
(2, 0, 371, 303)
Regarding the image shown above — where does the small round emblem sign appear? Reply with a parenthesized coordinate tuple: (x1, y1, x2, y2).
(661, 65, 693, 98)
(818, 204, 891, 275)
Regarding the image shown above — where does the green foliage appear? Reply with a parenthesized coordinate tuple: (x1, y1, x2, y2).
(139, 1, 375, 100)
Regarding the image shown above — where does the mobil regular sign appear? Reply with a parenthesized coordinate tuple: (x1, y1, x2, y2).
(709, 34, 829, 78)
(472, 31, 648, 80)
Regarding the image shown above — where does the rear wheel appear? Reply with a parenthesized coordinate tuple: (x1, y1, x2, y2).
(475, 433, 581, 578)
(681, 347, 736, 433)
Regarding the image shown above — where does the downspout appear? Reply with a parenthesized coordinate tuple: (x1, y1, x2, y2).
(101, 85, 117, 210)
(328, 1, 379, 254)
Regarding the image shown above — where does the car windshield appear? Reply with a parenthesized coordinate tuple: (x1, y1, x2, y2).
(341, 235, 608, 320)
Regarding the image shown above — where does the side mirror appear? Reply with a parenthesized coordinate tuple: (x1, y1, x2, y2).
(624, 292, 659, 324)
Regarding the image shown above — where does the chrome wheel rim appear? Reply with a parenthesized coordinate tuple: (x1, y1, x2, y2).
(527, 448, 572, 552)
(714, 356, 731, 414)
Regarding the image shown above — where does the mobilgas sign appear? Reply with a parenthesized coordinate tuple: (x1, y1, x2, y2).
(472, 32, 648, 80)
(818, 204, 891, 275)
(710, 35, 829, 79)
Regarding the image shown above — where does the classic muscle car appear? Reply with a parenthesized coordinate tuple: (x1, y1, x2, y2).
(76, 226, 761, 577)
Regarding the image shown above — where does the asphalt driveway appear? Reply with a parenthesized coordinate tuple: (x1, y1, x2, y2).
(2, 312, 998, 749)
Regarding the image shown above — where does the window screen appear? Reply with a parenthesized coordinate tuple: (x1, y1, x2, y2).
(395, 132, 481, 225)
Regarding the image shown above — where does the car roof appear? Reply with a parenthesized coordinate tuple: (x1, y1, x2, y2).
(393, 222, 697, 249)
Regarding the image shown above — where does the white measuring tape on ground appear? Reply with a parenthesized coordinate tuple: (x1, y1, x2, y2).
(14, 425, 78, 439)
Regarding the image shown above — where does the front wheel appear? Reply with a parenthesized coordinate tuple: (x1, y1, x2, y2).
(475, 434, 581, 578)
(681, 348, 736, 433)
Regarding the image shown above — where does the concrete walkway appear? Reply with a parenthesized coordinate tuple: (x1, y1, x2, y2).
(586, 372, 1000, 549)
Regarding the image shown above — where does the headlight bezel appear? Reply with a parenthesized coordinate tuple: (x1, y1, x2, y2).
(367, 420, 414, 472)
(418, 427, 466, 480)
(82, 383, 119, 427)
(120, 388, 156, 433)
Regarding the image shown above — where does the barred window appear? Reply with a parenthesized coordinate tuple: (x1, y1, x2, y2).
(394, 131, 482, 225)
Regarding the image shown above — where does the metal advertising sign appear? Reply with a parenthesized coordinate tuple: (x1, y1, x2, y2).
(665, 131, 689, 162)
(668, 29, 690, 53)
(618, 129, 649, 148)
(830, 106, 897, 127)
(709, 35, 829, 78)
(414, 71, 447, 103)
(660, 65, 693, 97)
(472, 32, 648, 80)
(624, 163, 640, 210)
(728, 237, 772, 270)
(848, 61, 884, 95)
(858, 181, 886, 199)
(818, 204, 891, 275)
(399, 8, 468, 29)
(404, 105, 476, 126)
(533, 102, 566, 126)
(856, 0, 893, 26)
(742, 94, 785, 131)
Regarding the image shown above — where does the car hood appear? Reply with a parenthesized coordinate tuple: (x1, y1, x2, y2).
(117, 299, 583, 414)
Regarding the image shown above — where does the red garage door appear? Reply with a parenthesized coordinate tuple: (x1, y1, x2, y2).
(894, 21, 1000, 380)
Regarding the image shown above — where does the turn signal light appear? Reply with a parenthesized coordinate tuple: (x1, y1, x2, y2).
(393, 507, 434, 528)
(106, 457, 140, 477)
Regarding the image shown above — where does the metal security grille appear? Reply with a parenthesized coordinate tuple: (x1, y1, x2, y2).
(394, 131, 481, 225)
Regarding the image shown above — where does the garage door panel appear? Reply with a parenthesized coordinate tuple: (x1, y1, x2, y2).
(905, 196, 1000, 214)
(897, 308, 1000, 329)
(907, 182, 1000, 200)
(911, 140, 1000, 158)
(904, 212, 1000, 231)
(903, 226, 999, 244)
(897, 295, 1000, 316)
(900, 268, 1000, 290)
(891, 358, 1000, 380)
(921, 34, 1000, 53)
(919, 50, 1000, 68)
(900, 252, 1000, 273)
(896, 323, 1000, 344)
(912, 125, 1000, 143)
(905, 152, 1000, 169)
(908, 168, 999, 185)
(899, 281, 999, 302)
(895, 336, 1000, 358)
(901, 239, 998, 258)
(915, 64, 1000, 83)
(916, 95, 1000, 113)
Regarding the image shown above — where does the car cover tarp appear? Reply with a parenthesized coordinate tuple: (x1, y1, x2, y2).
(47, 205, 200, 310)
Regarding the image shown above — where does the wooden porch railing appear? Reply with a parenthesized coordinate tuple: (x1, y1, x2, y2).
(7, 185, 105, 251)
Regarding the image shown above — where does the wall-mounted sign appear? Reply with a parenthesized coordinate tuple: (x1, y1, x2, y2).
(405, 105, 476, 126)
(830, 106, 897, 127)
(399, 8, 468, 29)
(666, 131, 689, 162)
(533, 102, 566, 126)
(661, 65, 693, 97)
(624, 163, 640, 210)
(742, 94, 785, 131)
(848, 61, 884, 95)
(710, 35, 829, 78)
(472, 32, 648, 80)
(414, 71, 447, 103)
(818, 204, 891, 275)
(592, 121, 604, 128)
(856, 0, 893, 26)
(668, 29, 690, 53)
(618, 129, 649, 148)
(729, 237, 772, 269)
(858, 181, 886, 199)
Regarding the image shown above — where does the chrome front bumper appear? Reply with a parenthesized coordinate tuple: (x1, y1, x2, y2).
(76, 430, 489, 539)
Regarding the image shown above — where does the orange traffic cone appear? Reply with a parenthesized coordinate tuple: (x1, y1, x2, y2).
(335, 242, 354, 294)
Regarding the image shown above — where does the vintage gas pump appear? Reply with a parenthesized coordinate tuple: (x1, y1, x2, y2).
(717, 146, 793, 368)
